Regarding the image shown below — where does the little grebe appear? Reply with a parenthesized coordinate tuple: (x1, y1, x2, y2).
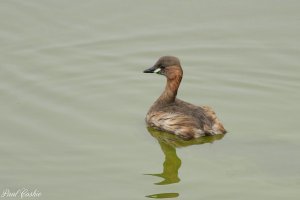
(143, 56, 226, 140)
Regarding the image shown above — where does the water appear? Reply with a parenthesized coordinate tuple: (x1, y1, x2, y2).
(1, 0, 300, 199)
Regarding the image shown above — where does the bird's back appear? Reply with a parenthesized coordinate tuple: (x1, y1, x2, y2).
(146, 98, 226, 139)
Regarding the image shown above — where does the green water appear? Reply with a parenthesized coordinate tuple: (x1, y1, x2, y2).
(1, 0, 300, 199)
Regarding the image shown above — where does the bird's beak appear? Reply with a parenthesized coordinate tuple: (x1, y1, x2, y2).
(143, 66, 156, 73)
(143, 66, 161, 73)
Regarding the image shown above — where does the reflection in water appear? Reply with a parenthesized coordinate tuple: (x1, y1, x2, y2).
(146, 193, 179, 199)
(145, 127, 224, 198)
(145, 139, 181, 185)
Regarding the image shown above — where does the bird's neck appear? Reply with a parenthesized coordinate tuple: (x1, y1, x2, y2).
(157, 75, 182, 104)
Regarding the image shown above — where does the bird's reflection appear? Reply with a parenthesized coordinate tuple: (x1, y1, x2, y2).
(145, 127, 224, 199)
(145, 138, 181, 185)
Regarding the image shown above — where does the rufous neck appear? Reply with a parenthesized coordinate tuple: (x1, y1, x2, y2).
(157, 75, 182, 104)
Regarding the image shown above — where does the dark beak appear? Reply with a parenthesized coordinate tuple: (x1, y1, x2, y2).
(143, 66, 156, 73)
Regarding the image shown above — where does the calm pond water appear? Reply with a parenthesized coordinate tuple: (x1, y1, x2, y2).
(1, 0, 300, 199)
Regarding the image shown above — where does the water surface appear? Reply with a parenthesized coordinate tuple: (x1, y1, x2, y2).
(0, 0, 300, 199)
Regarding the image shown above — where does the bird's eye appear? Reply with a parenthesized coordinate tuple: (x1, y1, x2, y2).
(159, 64, 165, 69)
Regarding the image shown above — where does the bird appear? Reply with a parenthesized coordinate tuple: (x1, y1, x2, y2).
(143, 56, 226, 140)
